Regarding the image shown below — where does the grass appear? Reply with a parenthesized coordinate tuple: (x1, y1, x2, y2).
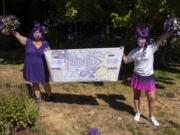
(0, 50, 180, 135)
(176, 74, 180, 79)
(127, 124, 143, 135)
(158, 127, 178, 135)
(155, 70, 169, 78)
(32, 122, 50, 135)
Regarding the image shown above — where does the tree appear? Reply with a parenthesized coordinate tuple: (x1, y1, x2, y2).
(2, 0, 7, 15)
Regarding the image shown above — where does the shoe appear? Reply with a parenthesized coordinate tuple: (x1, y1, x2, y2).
(134, 112, 140, 122)
(148, 116, 160, 126)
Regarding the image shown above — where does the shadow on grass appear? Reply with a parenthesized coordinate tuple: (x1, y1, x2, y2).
(156, 77, 174, 85)
(156, 77, 173, 81)
(81, 82, 105, 86)
(168, 120, 180, 128)
(161, 64, 180, 74)
(155, 83, 165, 89)
(155, 76, 175, 90)
(96, 94, 135, 115)
(43, 93, 99, 105)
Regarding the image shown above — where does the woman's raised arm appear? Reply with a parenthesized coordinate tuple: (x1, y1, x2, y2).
(12, 31, 27, 46)
(155, 32, 171, 47)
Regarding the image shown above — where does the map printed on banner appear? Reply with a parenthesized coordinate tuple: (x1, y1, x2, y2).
(44, 47, 124, 82)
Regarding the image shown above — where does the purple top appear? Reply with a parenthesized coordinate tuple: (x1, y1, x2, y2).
(23, 38, 49, 84)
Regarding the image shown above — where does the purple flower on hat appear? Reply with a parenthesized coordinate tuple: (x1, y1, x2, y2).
(32, 22, 48, 34)
(88, 128, 100, 135)
(136, 26, 149, 38)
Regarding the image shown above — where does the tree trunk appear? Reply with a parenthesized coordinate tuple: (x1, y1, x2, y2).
(2, 0, 6, 15)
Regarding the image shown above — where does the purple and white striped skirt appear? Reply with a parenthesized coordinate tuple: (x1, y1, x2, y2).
(129, 72, 156, 92)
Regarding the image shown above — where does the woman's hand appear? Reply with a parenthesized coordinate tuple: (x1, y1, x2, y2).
(11, 30, 16, 36)
(123, 54, 129, 64)
(44, 47, 51, 52)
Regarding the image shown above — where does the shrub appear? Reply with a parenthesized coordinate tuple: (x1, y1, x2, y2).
(0, 88, 38, 135)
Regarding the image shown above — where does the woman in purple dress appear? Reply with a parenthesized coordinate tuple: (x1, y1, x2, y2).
(13, 23, 52, 102)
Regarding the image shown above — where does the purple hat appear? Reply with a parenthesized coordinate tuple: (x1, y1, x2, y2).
(136, 26, 149, 38)
(32, 22, 48, 34)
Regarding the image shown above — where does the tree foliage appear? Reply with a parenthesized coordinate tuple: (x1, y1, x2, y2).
(1, 0, 180, 64)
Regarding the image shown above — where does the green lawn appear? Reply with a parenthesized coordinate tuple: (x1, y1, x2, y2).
(0, 54, 180, 135)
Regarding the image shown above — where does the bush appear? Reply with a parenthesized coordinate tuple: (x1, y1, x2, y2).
(0, 90, 38, 135)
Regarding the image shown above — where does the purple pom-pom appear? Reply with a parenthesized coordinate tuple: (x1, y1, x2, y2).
(164, 15, 180, 36)
(88, 128, 100, 135)
(0, 15, 20, 35)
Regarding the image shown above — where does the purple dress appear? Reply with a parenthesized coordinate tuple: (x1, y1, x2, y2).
(23, 38, 49, 84)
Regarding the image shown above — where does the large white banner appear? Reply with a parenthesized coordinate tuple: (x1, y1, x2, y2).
(44, 47, 124, 82)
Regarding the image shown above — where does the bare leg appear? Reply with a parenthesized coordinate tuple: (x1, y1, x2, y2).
(133, 89, 141, 113)
(42, 82, 52, 96)
(146, 91, 156, 117)
(146, 91, 160, 126)
(25, 83, 33, 97)
(33, 83, 41, 98)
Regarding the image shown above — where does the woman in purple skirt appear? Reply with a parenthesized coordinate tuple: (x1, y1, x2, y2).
(123, 26, 171, 126)
(13, 23, 52, 102)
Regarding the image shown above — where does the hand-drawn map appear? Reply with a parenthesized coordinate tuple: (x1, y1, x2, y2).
(44, 47, 124, 82)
